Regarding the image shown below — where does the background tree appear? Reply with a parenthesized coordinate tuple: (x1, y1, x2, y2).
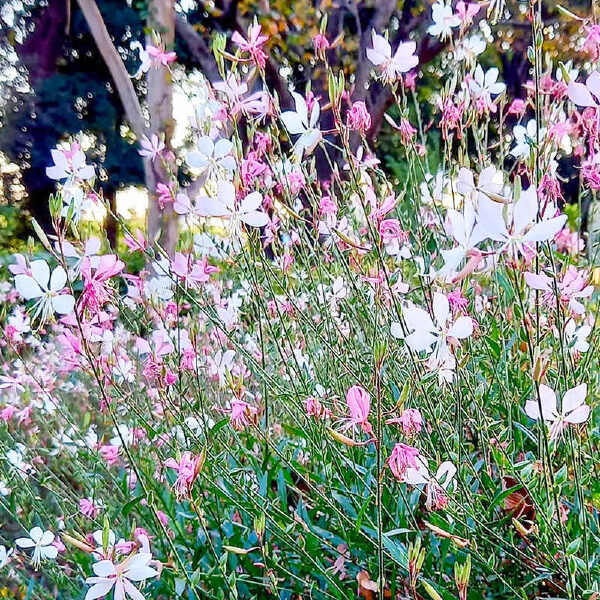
(0, 0, 594, 252)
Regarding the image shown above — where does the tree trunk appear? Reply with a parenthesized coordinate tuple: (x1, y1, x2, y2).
(146, 0, 178, 256)
(76, 0, 178, 256)
(104, 185, 118, 249)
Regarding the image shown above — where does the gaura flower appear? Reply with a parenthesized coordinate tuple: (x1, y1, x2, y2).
(14, 260, 75, 321)
(280, 92, 322, 158)
(15, 527, 58, 570)
(525, 383, 590, 441)
(340, 385, 372, 436)
(85, 551, 158, 600)
(366, 31, 418, 83)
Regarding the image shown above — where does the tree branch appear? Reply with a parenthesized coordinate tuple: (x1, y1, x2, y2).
(75, 0, 147, 140)
(174, 15, 221, 82)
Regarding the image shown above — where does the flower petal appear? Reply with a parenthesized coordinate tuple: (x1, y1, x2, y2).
(562, 383, 587, 415)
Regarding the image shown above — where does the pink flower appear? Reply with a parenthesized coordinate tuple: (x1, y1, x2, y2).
(305, 396, 331, 419)
(99, 445, 120, 466)
(164, 451, 202, 497)
(229, 399, 259, 430)
(388, 442, 420, 480)
(398, 118, 417, 145)
(347, 101, 372, 135)
(147, 44, 177, 67)
(79, 498, 102, 519)
(507, 98, 526, 116)
(80, 255, 124, 313)
(397, 408, 423, 437)
(156, 182, 175, 210)
(313, 33, 330, 59)
(139, 134, 165, 161)
(447, 290, 468, 313)
(524, 267, 593, 315)
(583, 25, 600, 61)
(456, 1, 480, 25)
(341, 385, 372, 436)
(232, 23, 268, 68)
(554, 228, 584, 256)
(123, 229, 148, 253)
(440, 99, 464, 139)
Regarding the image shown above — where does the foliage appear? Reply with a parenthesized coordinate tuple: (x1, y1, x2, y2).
(2, 2, 600, 600)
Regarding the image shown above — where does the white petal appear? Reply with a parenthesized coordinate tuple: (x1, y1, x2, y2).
(562, 384, 587, 415)
(195, 196, 230, 218)
(213, 139, 233, 159)
(30, 260, 50, 288)
(405, 330, 437, 353)
(39, 531, 54, 546)
(432, 292, 450, 327)
(280, 112, 306, 135)
(125, 565, 159, 581)
(448, 316, 473, 339)
(564, 404, 590, 424)
(435, 461, 456, 489)
(241, 211, 269, 227)
(513, 187, 538, 234)
(240, 192, 262, 213)
(567, 82, 596, 107)
(404, 304, 435, 333)
(390, 322, 404, 338)
(292, 92, 309, 124)
(524, 272, 552, 291)
(523, 215, 568, 243)
(15, 538, 35, 549)
(51, 294, 75, 315)
(122, 580, 146, 600)
(196, 136, 214, 156)
(14, 275, 43, 300)
(41, 545, 58, 560)
(86, 581, 115, 600)
(93, 559, 117, 577)
(528, 384, 557, 421)
(50, 266, 68, 292)
(186, 152, 209, 170)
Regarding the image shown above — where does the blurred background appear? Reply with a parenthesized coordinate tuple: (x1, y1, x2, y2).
(0, 0, 590, 254)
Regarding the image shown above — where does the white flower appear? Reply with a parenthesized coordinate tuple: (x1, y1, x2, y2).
(455, 35, 486, 62)
(5, 445, 32, 479)
(0, 545, 13, 569)
(15, 527, 58, 570)
(404, 459, 456, 510)
(196, 180, 269, 230)
(510, 119, 545, 159)
(525, 384, 590, 441)
(85, 552, 158, 600)
(14, 260, 75, 321)
(193, 232, 223, 258)
(207, 349, 236, 385)
(567, 71, 600, 109)
(61, 236, 102, 276)
(565, 319, 591, 354)
(131, 41, 151, 78)
(391, 292, 473, 366)
(469, 66, 505, 100)
(280, 92, 322, 158)
(428, 1, 460, 39)
(46, 147, 94, 182)
(186, 136, 236, 178)
(473, 186, 567, 256)
(366, 31, 418, 82)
